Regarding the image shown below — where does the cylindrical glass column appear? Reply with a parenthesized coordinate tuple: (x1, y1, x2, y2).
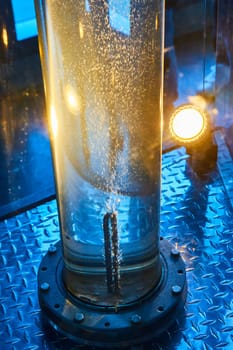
(36, 0, 164, 307)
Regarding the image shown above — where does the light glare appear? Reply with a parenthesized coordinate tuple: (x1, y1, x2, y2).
(50, 105, 58, 137)
(65, 85, 80, 114)
(2, 27, 8, 47)
(79, 22, 84, 39)
(171, 106, 206, 141)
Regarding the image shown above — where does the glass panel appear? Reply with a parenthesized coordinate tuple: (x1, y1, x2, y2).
(215, 1, 233, 126)
(215, 0, 233, 155)
(0, 1, 54, 219)
(163, 0, 217, 147)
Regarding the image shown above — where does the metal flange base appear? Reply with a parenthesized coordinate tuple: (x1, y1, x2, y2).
(38, 238, 187, 348)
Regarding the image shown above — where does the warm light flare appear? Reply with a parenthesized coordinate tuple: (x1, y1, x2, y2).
(2, 27, 8, 47)
(64, 85, 80, 114)
(155, 14, 159, 31)
(50, 105, 58, 137)
(170, 105, 207, 142)
(79, 21, 84, 39)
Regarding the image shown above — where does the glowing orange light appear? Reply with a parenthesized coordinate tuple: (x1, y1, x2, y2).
(170, 105, 207, 143)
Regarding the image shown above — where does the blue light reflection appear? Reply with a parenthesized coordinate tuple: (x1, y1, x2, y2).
(109, 0, 130, 36)
(11, 0, 38, 41)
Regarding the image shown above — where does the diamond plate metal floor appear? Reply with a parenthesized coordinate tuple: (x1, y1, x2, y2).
(1, 143, 233, 350)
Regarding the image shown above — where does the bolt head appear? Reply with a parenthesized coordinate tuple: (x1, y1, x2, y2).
(74, 312, 85, 323)
(40, 282, 50, 292)
(131, 314, 142, 324)
(48, 244, 57, 254)
(172, 285, 182, 295)
(171, 248, 180, 258)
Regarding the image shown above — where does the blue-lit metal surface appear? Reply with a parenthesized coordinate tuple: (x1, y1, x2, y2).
(1, 140, 233, 350)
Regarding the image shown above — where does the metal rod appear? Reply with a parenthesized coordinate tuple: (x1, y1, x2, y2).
(103, 212, 120, 293)
(111, 212, 120, 292)
(103, 213, 113, 293)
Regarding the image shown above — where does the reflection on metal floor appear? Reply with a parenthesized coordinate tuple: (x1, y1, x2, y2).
(1, 138, 233, 350)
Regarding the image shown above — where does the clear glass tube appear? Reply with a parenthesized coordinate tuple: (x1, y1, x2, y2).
(36, 0, 164, 307)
